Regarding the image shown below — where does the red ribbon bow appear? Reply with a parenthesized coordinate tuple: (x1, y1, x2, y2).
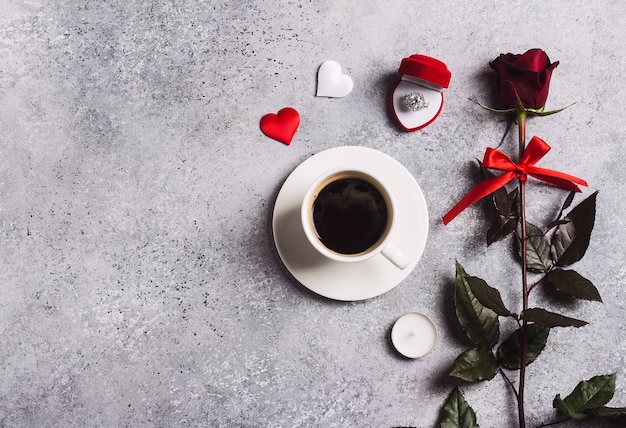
(443, 136, 588, 225)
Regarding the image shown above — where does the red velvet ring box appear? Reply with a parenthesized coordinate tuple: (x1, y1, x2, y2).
(392, 54, 452, 132)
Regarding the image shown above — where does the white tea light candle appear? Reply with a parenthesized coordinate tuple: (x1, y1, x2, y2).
(391, 312, 437, 358)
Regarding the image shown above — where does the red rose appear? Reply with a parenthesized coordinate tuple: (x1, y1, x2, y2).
(489, 49, 559, 110)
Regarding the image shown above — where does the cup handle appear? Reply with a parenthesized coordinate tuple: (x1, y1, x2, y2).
(381, 244, 409, 270)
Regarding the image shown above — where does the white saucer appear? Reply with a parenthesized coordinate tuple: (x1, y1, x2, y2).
(272, 146, 428, 301)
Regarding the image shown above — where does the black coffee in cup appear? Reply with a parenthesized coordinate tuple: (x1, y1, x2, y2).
(311, 174, 390, 255)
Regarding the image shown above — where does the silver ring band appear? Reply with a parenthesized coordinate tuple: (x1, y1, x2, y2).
(401, 91, 429, 111)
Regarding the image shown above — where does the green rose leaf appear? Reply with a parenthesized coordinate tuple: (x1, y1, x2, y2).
(493, 181, 518, 218)
(487, 215, 518, 246)
(455, 262, 500, 348)
(551, 191, 598, 267)
(486, 187, 518, 246)
(553, 395, 588, 420)
(545, 269, 603, 302)
(438, 387, 480, 428)
(557, 191, 576, 220)
(479, 165, 508, 214)
(479, 167, 517, 246)
(466, 275, 513, 317)
(518, 222, 553, 273)
(523, 308, 588, 328)
(450, 348, 499, 382)
(496, 324, 550, 370)
(587, 406, 626, 417)
(492, 184, 511, 216)
(559, 374, 616, 414)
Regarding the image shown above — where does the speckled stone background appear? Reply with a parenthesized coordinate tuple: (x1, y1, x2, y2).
(1, 1, 626, 427)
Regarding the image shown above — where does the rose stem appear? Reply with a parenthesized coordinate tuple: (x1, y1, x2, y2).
(517, 110, 529, 428)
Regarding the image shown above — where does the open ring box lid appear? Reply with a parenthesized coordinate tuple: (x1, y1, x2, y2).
(392, 54, 452, 132)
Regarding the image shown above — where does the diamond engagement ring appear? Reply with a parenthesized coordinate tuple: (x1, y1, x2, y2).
(401, 91, 429, 111)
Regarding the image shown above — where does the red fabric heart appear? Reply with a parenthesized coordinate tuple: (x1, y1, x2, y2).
(260, 107, 300, 145)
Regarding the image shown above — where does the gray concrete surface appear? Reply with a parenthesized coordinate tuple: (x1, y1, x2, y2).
(1, 1, 625, 426)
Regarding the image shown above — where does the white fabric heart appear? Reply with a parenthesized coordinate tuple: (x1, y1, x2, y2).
(316, 60, 353, 98)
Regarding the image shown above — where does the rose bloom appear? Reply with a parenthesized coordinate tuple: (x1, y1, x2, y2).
(489, 49, 559, 110)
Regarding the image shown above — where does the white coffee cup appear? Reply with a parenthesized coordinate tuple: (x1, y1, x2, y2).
(301, 167, 409, 269)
